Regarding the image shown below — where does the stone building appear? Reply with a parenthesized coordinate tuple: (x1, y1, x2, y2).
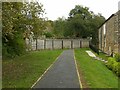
(98, 11, 120, 55)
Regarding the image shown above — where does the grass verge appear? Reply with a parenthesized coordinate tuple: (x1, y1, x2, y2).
(75, 48, 118, 88)
(2, 50, 62, 88)
(95, 51, 110, 61)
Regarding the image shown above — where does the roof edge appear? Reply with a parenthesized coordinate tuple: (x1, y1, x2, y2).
(98, 14, 115, 29)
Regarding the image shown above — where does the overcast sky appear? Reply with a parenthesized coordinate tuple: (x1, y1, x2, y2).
(37, 0, 120, 20)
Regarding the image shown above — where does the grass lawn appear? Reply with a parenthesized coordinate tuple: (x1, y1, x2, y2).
(75, 48, 119, 88)
(2, 50, 63, 88)
(95, 51, 110, 61)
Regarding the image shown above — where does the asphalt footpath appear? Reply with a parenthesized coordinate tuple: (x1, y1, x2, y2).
(33, 50, 80, 88)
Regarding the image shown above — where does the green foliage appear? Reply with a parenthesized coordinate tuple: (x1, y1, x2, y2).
(93, 48, 120, 77)
(52, 5, 105, 44)
(118, 62, 120, 76)
(106, 57, 120, 76)
(2, 2, 46, 58)
(53, 17, 67, 38)
(68, 5, 105, 43)
(2, 2, 26, 58)
(23, 2, 46, 50)
(114, 53, 120, 62)
(43, 32, 53, 38)
(2, 32, 25, 58)
(106, 57, 116, 70)
(43, 20, 54, 38)
(112, 62, 118, 73)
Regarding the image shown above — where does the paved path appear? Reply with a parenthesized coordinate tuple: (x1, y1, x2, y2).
(33, 50, 80, 88)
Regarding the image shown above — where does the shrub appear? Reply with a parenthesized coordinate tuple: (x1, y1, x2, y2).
(114, 53, 120, 62)
(116, 62, 120, 77)
(43, 32, 53, 38)
(106, 57, 116, 70)
(2, 32, 26, 59)
(117, 62, 120, 76)
(106, 57, 120, 77)
(112, 61, 118, 73)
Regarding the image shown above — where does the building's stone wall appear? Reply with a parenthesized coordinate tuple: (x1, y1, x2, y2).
(105, 15, 115, 55)
(99, 28, 102, 50)
(118, 11, 120, 53)
(98, 11, 120, 55)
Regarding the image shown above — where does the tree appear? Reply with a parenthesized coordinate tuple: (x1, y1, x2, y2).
(23, 2, 45, 50)
(2, 2, 46, 58)
(2, 2, 26, 58)
(43, 20, 54, 38)
(89, 14, 105, 45)
(51, 5, 105, 46)
(53, 17, 67, 38)
(67, 14, 86, 38)
(69, 5, 92, 19)
(67, 5, 105, 44)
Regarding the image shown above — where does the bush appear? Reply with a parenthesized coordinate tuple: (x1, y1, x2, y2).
(2, 32, 26, 59)
(112, 62, 118, 73)
(43, 32, 53, 38)
(117, 62, 120, 76)
(106, 57, 120, 77)
(106, 57, 115, 70)
(114, 53, 120, 62)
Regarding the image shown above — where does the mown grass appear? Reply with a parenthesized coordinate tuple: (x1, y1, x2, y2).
(75, 48, 118, 88)
(2, 50, 63, 88)
(96, 52, 110, 61)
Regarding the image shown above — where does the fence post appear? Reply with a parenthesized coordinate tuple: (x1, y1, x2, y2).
(52, 39, 54, 50)
(80, 40, 82, 48)
(36, 38, 38, 50)
(62, 39, 63, 49)
(71, 39, 73, 49)
(44, 39, 46, 49)
(79, 40, 81, 48)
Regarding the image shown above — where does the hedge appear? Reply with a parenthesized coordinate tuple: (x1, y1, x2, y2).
(106, 57, 120, 77)
(114, 53, 120, 62)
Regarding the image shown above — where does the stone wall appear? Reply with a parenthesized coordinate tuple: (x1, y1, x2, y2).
(26, 39, 90, 50)
(118, 11, 120, 53)
(98, 11, 120, 55)
(99, 26, 104, 51)
(105, 15, 115, 55)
